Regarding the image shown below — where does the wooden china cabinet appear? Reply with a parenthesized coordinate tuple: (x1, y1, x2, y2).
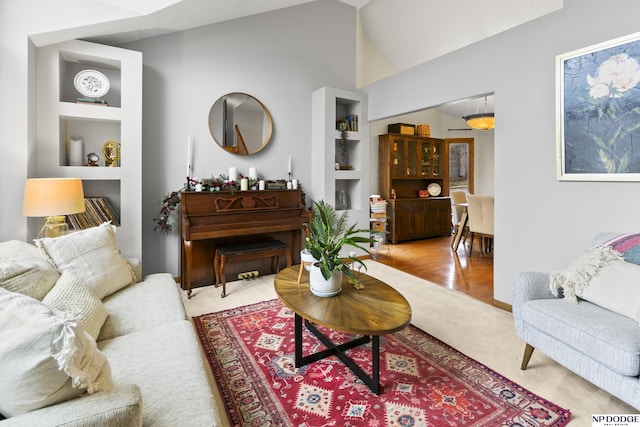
(379, 133, 451, 243)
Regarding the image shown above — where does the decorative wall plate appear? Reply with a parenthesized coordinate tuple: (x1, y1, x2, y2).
(427, 182, 442, 197)
(74, 70, 110, 98)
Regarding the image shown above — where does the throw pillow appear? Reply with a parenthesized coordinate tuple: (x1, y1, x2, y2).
(550, 245, 623, 302)
(0, 288, 113, 418)
(603, 233, 640, 266)
(550, 245, 640, 322)
(0, 240, 59, 300)
(35, 222, 136, 299)
(43, 271, 109, 339)
(580, 259, 640, 322)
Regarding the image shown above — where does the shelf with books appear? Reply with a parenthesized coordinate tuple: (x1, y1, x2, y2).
(67, 196, 121, 231)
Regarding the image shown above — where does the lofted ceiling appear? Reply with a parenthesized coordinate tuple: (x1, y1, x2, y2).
(30, 0, 563, 120)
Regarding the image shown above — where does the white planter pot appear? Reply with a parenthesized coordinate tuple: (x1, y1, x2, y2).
(300, 249, 316, 271)
(309, 264, 343, 297)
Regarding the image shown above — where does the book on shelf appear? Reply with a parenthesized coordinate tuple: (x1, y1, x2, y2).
(67, 196, 120, 230)
(336, 115, 359, 132)
(76, 98, 109, 107)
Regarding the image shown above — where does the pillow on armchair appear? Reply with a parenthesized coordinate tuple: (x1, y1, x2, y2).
(35, 222, 136, 299)
(550, 245, 640, 322)
(0, 288, 112, 417)
(602, 233, 640, 266)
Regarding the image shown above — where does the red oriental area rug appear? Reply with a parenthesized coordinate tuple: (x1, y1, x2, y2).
(193, 299, 571, 426)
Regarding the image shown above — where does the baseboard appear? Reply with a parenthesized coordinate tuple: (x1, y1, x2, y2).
(493, 299, 512, 312)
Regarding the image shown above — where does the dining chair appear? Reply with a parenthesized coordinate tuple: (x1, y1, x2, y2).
(450, 190, 468, 237)
(466, 195, 494, 255)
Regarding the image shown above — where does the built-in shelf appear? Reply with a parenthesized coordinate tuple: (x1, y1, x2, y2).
(36, 39, 142, 260)
(312, 87, 369, 255)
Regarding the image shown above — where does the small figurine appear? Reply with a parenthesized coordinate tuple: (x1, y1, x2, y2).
(87, 152, 99, 166)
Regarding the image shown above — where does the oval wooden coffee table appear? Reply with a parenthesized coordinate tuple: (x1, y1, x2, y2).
(274, 266, 412, 394)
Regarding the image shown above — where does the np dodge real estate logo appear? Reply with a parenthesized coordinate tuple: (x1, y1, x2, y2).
(593, 414, 640, 426)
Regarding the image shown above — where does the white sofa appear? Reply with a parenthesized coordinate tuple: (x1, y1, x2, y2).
(0, 226, 221, 426)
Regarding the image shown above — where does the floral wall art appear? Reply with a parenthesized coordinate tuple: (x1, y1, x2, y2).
(557, 32, 640, 181)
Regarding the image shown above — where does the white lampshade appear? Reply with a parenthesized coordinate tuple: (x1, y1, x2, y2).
(22, 178, 85, 217)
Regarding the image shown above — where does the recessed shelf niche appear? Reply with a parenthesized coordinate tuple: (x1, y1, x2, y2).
(59, 51, 122, 107)
(59, 117, 121, 167)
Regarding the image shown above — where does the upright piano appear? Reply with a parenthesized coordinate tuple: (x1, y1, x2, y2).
(180, 188, 311, 291)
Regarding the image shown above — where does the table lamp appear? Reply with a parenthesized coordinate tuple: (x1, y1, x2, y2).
(22, 178, 85, 238)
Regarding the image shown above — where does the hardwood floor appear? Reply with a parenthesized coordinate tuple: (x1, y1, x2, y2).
(373, 235, 494, 305)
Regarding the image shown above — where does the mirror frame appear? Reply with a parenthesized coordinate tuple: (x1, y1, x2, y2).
(208, 92, 273, 156)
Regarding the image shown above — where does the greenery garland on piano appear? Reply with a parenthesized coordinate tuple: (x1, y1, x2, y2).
(153, 174, 291, 233)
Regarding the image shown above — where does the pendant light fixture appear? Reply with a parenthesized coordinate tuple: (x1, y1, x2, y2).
(463, 96, 495, 130)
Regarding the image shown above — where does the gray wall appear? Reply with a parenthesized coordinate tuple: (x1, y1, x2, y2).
(122, 0, 356, 277)
(361, 0, 640, 304)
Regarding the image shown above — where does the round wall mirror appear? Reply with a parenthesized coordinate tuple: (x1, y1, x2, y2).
(209, 92, 273, 155)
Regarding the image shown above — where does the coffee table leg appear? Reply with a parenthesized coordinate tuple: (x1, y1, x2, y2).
(294, 317, 382, 395)
(372, 335, 380, 395)
(294, 313, 303, 367)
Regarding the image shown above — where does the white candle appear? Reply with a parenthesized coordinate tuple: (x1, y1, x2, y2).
(240, 178, 248, 191)
(186, 135, 193, 177)
(249, 167, 257, 180)
(69, 138, 83, 166)
(292, 178, 298, 189)
(288, 156, 292, 174)
(258, 180, 265, 190)
(229, 167, 237, 182)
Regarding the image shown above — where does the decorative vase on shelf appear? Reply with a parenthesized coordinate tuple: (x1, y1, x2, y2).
(335, 190, 348, 210)
(309, 264, 343, 297)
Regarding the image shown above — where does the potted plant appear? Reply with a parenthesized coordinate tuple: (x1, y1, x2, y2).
(304, 200, 373, 296)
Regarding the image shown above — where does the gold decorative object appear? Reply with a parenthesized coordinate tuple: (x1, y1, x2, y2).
(103, 140, 121, 167)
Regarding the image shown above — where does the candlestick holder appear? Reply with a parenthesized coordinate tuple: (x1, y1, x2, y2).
(186, 176, 190, 190)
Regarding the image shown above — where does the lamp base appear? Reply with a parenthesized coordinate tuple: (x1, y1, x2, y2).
(38, 215, 69, 239)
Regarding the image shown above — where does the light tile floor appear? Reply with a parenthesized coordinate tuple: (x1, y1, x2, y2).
(180, 261, 637, 425)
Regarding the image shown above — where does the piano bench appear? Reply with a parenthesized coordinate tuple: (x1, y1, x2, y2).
(212, 240, 291, 298)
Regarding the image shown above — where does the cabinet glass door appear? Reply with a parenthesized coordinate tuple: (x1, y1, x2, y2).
(420, 140, 431, 176)
(392, 137, 405, 177)
(406, 138, 418, 177)
(432, 141, 442, 177)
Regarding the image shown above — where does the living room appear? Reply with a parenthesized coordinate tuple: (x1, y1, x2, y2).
(3, 0, 639, 308)
(2, 0, 640, 423)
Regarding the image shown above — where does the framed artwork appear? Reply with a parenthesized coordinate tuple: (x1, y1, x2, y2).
(557, 32, 640, 181)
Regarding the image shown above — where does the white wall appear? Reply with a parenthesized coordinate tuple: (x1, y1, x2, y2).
(121, 0, 357, 276)
(361, 0, 640, 304)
